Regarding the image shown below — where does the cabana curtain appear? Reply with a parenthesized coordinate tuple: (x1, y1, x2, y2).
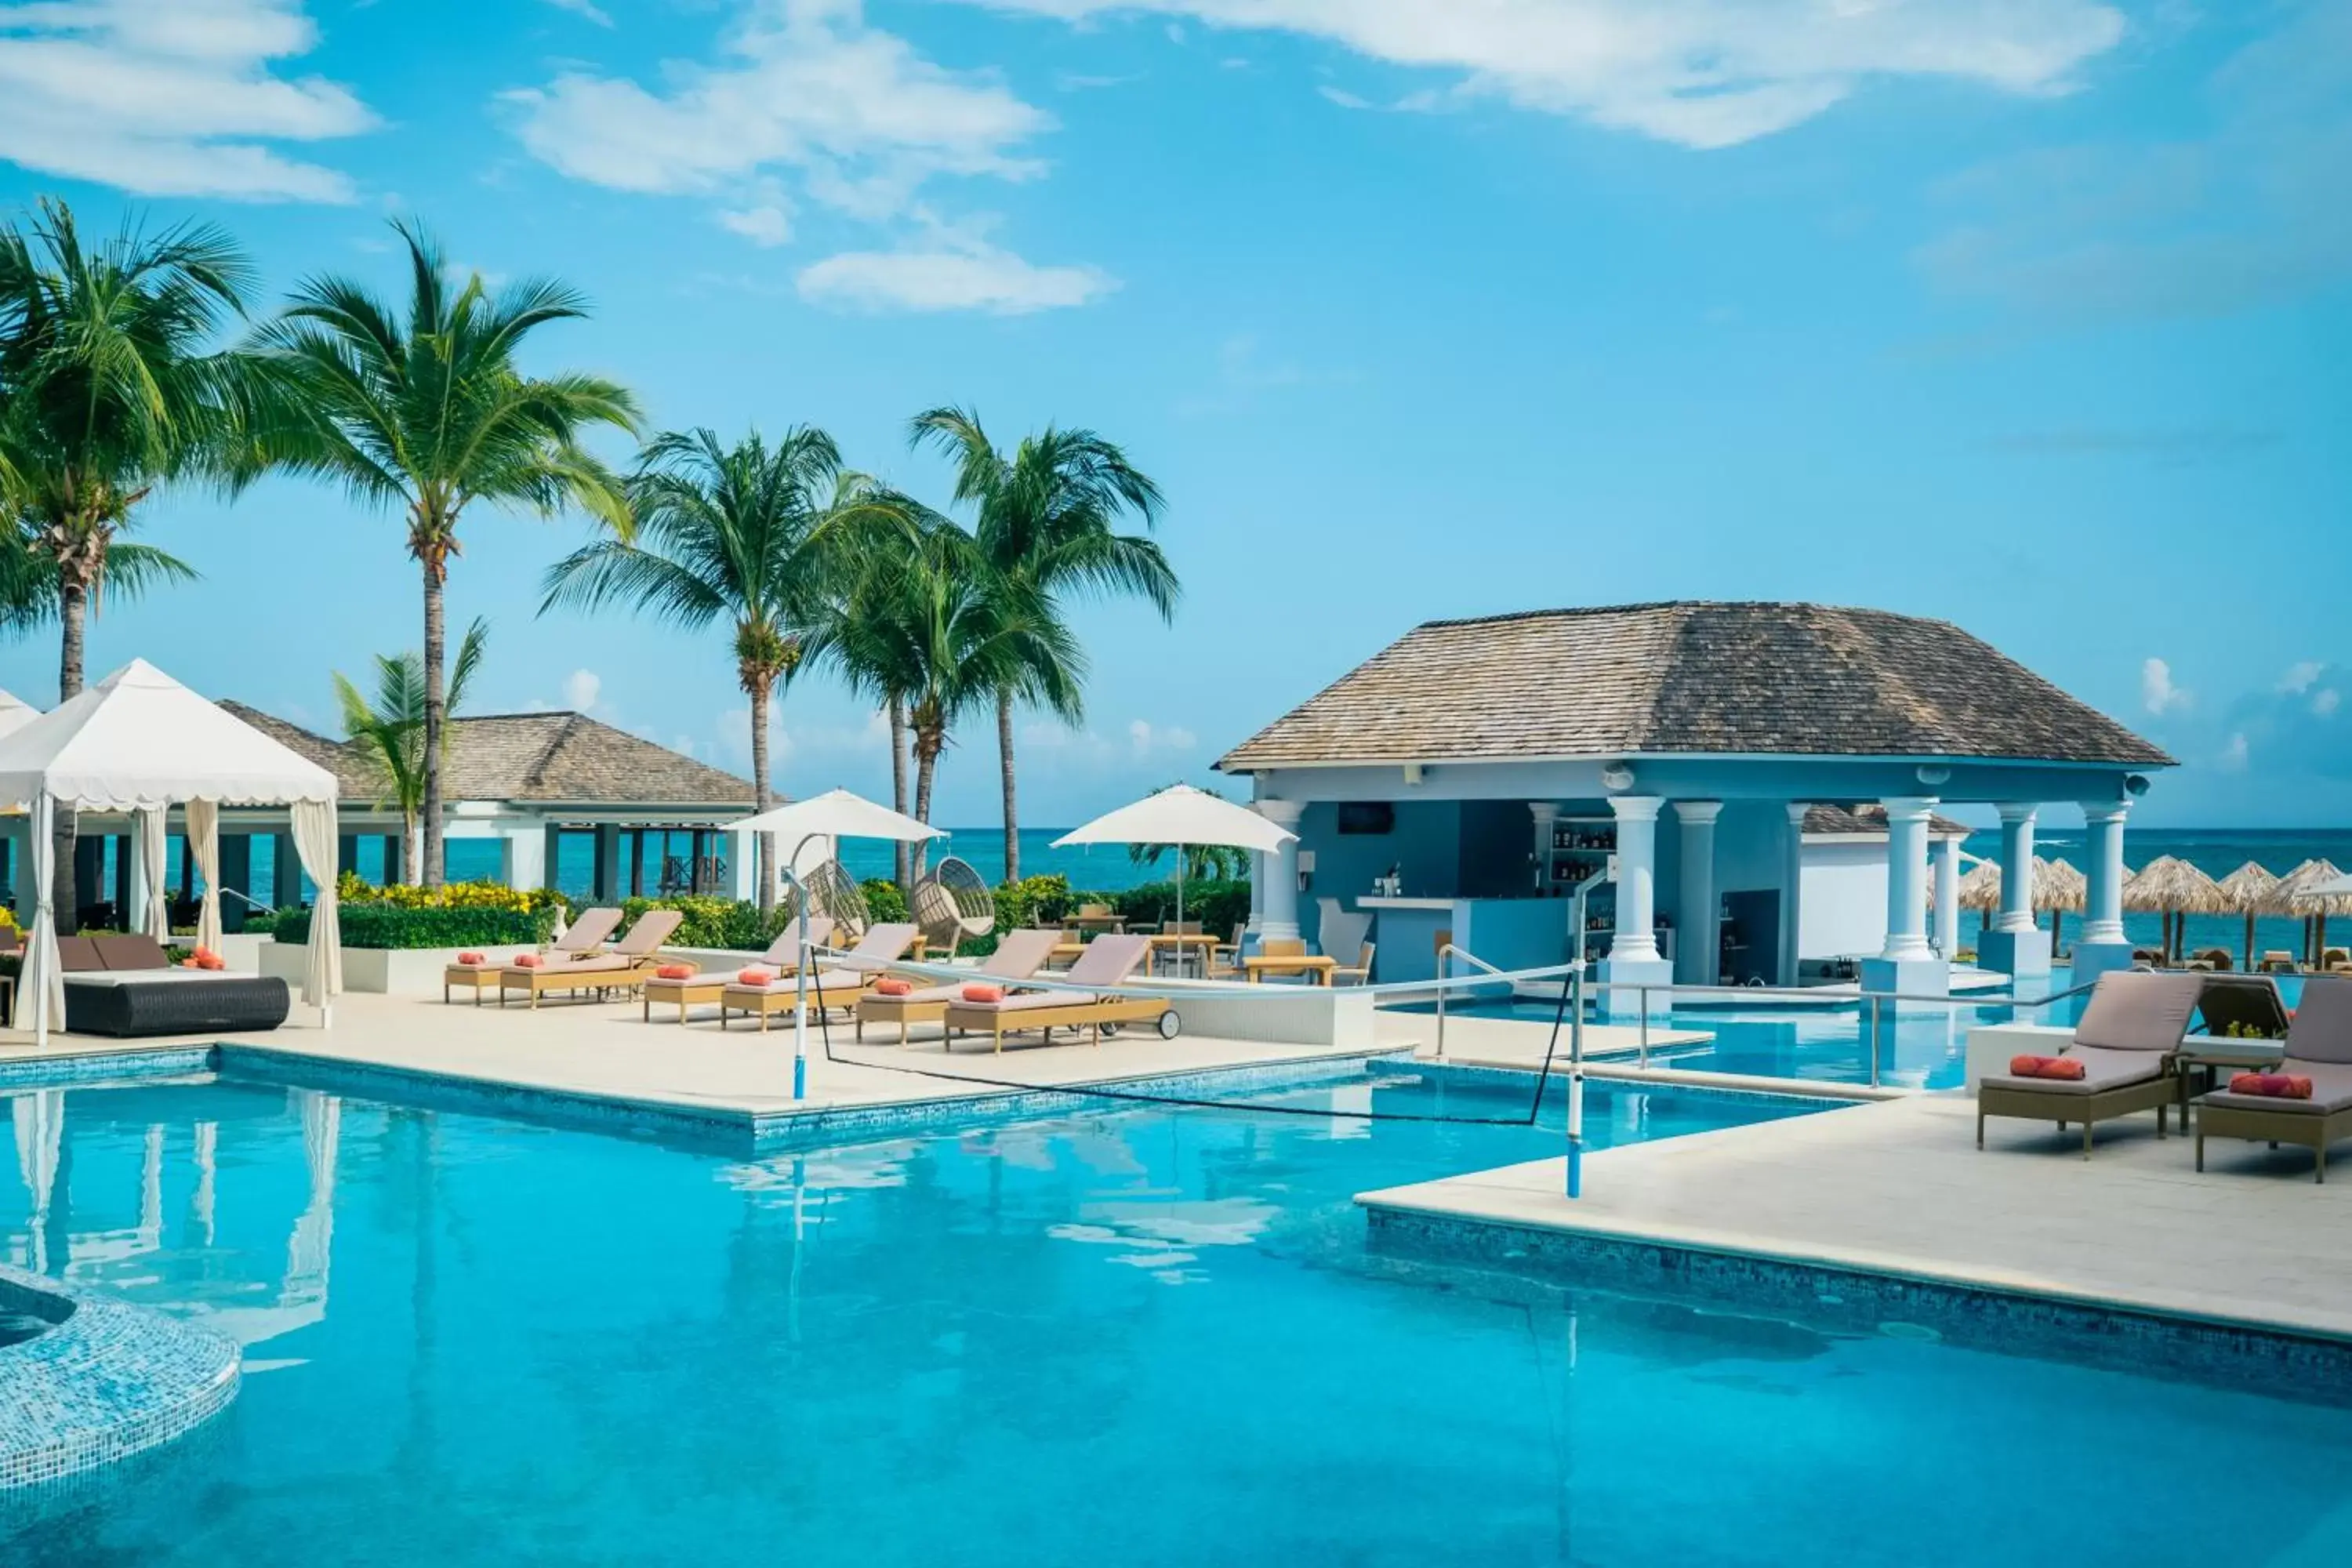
(139, 806, 170, 942)
(291, 799, 340, 1012)
(188, 799, 223, 954)
(20, 794, 62, 1036)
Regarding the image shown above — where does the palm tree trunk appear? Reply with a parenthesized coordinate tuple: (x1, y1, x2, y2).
(53, 581, 85, 934)
(996, 688, 1019, 884)
(420, 564, 446, 889)
(750, 677, 775, 915)
(890, 699, 911, 891)
(404, 810, 423, 885)
(912, 733, 938, 884)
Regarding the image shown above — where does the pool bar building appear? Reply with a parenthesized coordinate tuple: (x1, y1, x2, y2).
(1218, 601, 2173, 1008)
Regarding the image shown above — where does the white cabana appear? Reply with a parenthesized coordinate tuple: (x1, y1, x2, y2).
(0, 659, 343, 1046)
(1054, 783, 1298, 930)
(0, 687, 38, 740)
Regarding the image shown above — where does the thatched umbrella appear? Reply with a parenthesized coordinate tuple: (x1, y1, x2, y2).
(1955, 858, 2003, 938)
(2215, 861, 2281, 973)
(2035, 856, 2085, 956)
(2281, 858, 2351, 966)
(2123, 856, 2229, 965)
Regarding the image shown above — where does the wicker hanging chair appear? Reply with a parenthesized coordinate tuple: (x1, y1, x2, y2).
(912, 856, 996, 953)
(800, 857, 871, 941)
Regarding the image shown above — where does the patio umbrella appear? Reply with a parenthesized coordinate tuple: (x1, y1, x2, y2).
(2122, 856, 2228, 966)
(2215, 861, 2282, 973)
(725, 789, 945, 1102)
(1054, 785, 1297, 933)
(2282, 858, 2352, 967)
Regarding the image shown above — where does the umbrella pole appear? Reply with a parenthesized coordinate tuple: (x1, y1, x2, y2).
(2245, 912, 2256, 974)
(1175, 851, 1186, 975)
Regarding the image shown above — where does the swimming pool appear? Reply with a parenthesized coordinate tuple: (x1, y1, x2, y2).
(9, 1067, 2352, 1565)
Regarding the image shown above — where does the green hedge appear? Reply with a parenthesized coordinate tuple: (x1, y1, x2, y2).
(1103, 878, 1250, 937)
(278, 902, 556, 950)
(860, 878, 909, 924)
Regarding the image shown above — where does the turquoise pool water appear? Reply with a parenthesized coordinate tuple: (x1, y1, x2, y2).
(8, 1069, 2352, 1565)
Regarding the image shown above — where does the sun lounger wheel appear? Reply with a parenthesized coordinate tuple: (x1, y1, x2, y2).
(1157, 1010, 1180, 1040)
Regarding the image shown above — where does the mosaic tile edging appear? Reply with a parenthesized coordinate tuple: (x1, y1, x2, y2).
(0, 1263, 240, 1493)
(1361, 1204, 2352, 1403)
(0, 1047, 213, 1091)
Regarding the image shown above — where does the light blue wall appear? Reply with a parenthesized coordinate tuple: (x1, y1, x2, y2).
(1295, 800, 1461, 947)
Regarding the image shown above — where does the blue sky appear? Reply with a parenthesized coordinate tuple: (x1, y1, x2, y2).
(0, 0, 2346, 828)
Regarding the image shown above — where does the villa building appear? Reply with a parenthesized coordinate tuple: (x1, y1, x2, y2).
(1217, 601, 2172, 1011)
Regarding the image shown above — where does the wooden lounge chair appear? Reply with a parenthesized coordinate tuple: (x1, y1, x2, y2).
(939, 933, 1175, 1053)
(854, 927, 1062, 1044)
(2196, 977, 2352, 1182)
(498, 909, 684, 1007)
(1976, 970, 2203, 1157)
(445, 906, 622, 1003)
(718, 923, 919, 1031)
(1332, 941, 1376, 985)
(641, 916, 833, 1025)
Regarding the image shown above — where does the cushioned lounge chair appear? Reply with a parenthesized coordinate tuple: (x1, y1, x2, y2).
(60, 931, 291, 1037)
(2196, 977, 2352, 1182)
(939, 933, 1176, 1053)
(499, 909, 684, 1007)
(444, 906, 626, 1003)
(718, 923, 920, 1031)
(640, 916, 835, 1025)
(2194, 973, 2290, 1040)
(854, 927, 1063, 1044)
(1976, 970, 2204, 1157)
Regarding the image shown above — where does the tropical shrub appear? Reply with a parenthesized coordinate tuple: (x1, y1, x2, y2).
(616, 895, 794, 950)
(1102, 878, 1250, 937)
(859, 879, 909, 924)
(277, 902, 554, 949)
(335, 871, 564, 914)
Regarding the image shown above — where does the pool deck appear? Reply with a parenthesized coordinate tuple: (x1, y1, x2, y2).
(0, 991, 1398, 1122)
(1359, 1092, 2352, 1342)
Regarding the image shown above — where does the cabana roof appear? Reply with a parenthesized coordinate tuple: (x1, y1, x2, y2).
(1218, 601, 2172, 772)
(223, 704, 754, 810)
(0, 660, 336, 809)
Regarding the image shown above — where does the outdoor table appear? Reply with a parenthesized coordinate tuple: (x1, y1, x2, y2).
(1145, 932, 1218, 978)
(1243, 954, 1339, 986)
(1066, 912, 1127, 934)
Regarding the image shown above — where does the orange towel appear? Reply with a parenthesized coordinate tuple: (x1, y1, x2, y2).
(512, 953, 544, 969)
(2228, 1073, 2313, 1099)
(456, 951, 487, 967)
(655, 964, 695, 981)
(199, 954, 226, 971)
(874, 978, 913, 996)
(2009, 1054, 2086, 1081)
(961, 983, 1005, 1003)
(738, 968, 774, 986)
(180, 956, 203, 969)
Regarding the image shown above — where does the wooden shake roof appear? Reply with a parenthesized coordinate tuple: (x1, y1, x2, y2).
(222, 704, 754, 808)
(1218, 602, 2172, 771)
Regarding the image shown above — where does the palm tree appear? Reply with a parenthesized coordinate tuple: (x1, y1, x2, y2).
(909, 408, 1173, 881)
(256, 221, 640, 886)
(540, 426, 871, 911)
(0, 198, 249, 928)
(812, 509, 1078, 880)
(336, 618, 489, 884)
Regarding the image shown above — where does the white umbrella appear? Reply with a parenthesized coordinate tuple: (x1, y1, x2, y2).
(726, 789, 944, 1103)
(1054, 785, 1297, 932)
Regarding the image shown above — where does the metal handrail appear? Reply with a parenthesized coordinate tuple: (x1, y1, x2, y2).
(1432, 942, 1512, 1061)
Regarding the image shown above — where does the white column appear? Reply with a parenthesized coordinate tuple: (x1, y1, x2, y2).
(1993, 804, 2038, 932)
(1672, 800, 1722, 984)
(503, 826, 545, 891)
(1932, 834, 1961, 960)
(1529, 802, 1559, 896)
(2082, 803, 2129, 944)
(1781, 804, 1811, 985)
(1255, 799, 1305, 941)
(1607, 796, 1663, 961)
(1878, 797, 1936, 961)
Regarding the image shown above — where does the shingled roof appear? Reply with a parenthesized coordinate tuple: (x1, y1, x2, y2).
(1803, 804, 1972, 839)
(220, 704, 754, 808)
(1218, 602, 2171, 771)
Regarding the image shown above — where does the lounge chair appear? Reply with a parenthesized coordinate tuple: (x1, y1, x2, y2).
(2194, 973, 2290, 1040)
(60, 931, 291, 1037)
(444, 905, 624, 1002)
(2191, 947, 2234, 972)
(854, 927, 1062, 1044)
(1332, 942, 1377, 985)
(2258, 951, 2297, 975)
(939, 933, 1176, 1053)
(2323, 948, 2352, 975)
(640, 916, 834, 1025)
(2196, 977, 2352, 1182)
(718, 923, 920, 1031)
(1975, 970, 2203, 1157)
(498, 909, 684, 1007)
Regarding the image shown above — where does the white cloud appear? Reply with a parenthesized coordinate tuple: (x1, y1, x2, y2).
(503, 0, 1048, 207)
(542, 0, 612, 24)
(1317, 85, 1371, 110)
(2218, 731, 2250, 771)
(0, 0, 376, 200)
(967, 0, 2124, 148)
(2281, 660, 2325, 694)
(2317, 690, 2343, 718)
(2141, 656, 2190, 717)
(797, 239, 1114, 314)
(718, 202, 795, 246)
(1127, 719, 1196, 757)
(562, 668, 603, 712)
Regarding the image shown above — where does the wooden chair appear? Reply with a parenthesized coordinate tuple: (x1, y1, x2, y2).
(1209, 926, 1247, 979)
(1333, 942, 1375, 985)
(1261, 937, 1306, 960)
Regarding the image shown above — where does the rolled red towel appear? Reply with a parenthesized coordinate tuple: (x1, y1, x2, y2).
(961, 983, 1005, 1004)
(874, 978, 914, 996)
(655, 964, 695, 981)
(2009, 1054, 2086, 1081)
(512, 953, 544, 969)
(2228, 1073, 2313, 1099)
(191, 946, 218, 964)
(199, 955, 227, 971)
(456, 951, 487, 967)
(738, 967, 774, 987)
